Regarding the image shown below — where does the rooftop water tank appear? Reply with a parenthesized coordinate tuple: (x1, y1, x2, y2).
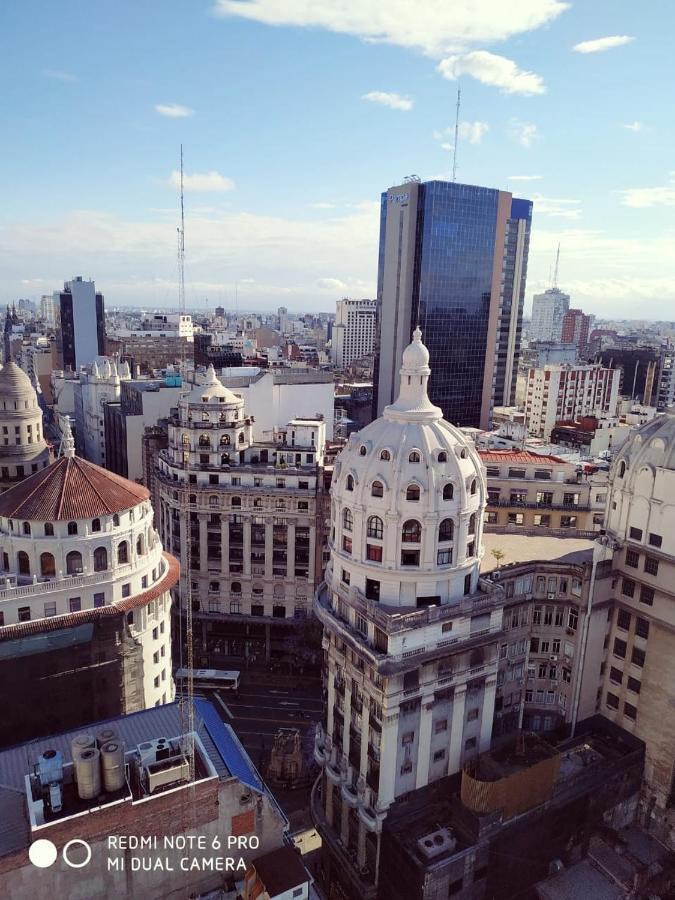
(74, 748, 101, 800)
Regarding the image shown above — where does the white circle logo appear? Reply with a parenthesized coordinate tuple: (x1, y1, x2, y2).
(28, 839, 58, 868)
(62, 838, 92, 868)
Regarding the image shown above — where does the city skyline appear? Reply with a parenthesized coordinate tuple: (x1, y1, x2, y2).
(2, 1, 674, 317)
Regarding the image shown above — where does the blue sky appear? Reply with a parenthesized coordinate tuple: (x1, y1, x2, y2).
(2, 0, 674, 317)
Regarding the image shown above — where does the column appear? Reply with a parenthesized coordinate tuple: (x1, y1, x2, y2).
(199, 515, 208, 576)
(327, 660, 336, 735)
(415, 697, 434, 788)
(287, 520, 296, 578)
(359, 704, 370, 777)
(447, 684, 467, 774)
(422, 515, 437, 568)
(243, 516, 251, 576)
(479, 676, 498, 752)
(376, 712, 399, 808)
(384, 513, 399, 568)
(307, 519, 316, 585)
(342, 682, 352, 756)
(457, 513, 470, 564)
(325, 776, 334, 826)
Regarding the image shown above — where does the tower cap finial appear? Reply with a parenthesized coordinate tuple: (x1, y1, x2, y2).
(61, 418, 75, 458)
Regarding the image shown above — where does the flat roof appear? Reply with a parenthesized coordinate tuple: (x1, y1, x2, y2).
(481, 533, 595, 571)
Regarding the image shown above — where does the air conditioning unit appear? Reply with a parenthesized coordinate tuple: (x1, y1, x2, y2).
(137, 738, 171, 767)
(549, 655, 558, 661)
(417, 827, 457, 860)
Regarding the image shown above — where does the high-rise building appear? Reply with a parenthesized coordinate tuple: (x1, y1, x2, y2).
(529, 288, 570, 342)
(0, 361, 51, 492)
(656, 349, 675, 410)
(73, 357, 131, 466)
(40, 293, 57, 327)
(561, 308, 592, 353)
(57, 276, 106, 371)
(373, 180, 532, 429)
(524, 363, 620, 439)
(331, 298, 377, 368)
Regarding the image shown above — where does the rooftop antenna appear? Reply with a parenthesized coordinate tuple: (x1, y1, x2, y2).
(552, 242, 560, 290)
(452, 87, 461, 182)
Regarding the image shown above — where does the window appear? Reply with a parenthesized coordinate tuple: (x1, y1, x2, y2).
(18, 607, 31, 622)
(508, 513, 524, 526)
(627, 676, 641, 694)
(94, 592, 105, 608)
(342, 536, 352, 554)
(66, 551, 82, 575)
(534, 514, 551, 527)
(406, 484, 420, 501)
(400, 761, 413, 775)
(366, 544, 383, 562)
(530, 637, 539, 652)
(434, 719, 448, 733)
(624, 702, 637, 720)
(365, 578, 380, 601)
(67, 521, 78, 535)
(438, 518, 454, 542)
(631, 647, 646, 668)
(367, 516, 383, 539)
(437, 548, 452, 565)
(401, 548, 420, 567)
(443, 483, 453, 500)
(121, 583, 131, 598)
(568, 607, 578, 630)
(341, 568, 350, 585)
(467, 708, 479, 721)
(371, 480, 384, 497)
(402, 520, 421, 543)
(343, 508, 353, 532)
(40, 552, 56, 577)
(433, 749, 446, 762)
(613, 638, 627, 659)
(44, 601, 57, 617)
(93, 547, 107, 572)
(91, 518, 101, 533)
(644, 556, 659, 576)
(617, 609, 631, 631)
(22, 521, 30, 535)
(622, 578, 635, 598)
(625, 549, 639, 569)
(44, 523, 54, 536)
(648, 533, 662, 548)
(464, 737, 477, 750)
(609, 666, 623, 685)
(639, 585, 654, 606)
(606, 692, 619, 709)
(380, 449, 391, 460)
(635, 617, 649, 639)
(408, 450, 421, 463)
(629, 526, 642, 541)
(346, 475, 354, 491)
(118, 541, 129, 564)
(438, 451, 447, 463)
(470, 479, 477, 495)
(69, 597, 81, 612)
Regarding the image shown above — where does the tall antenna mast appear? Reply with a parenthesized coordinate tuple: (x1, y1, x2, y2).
(452, 87, 461, 182)
(552, 242, 560, 290)
(178, 145, 186, 317)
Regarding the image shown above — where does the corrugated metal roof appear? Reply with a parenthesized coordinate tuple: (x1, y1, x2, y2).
(0, 455, 149, 521)
(195, 698, 263, 793)
(478, 449, 567, 464)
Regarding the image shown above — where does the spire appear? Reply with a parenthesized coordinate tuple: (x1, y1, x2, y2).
(60, 418, 75, 458)
(384, 328, 442, 422)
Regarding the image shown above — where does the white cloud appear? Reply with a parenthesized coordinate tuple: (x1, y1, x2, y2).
(214, 0, 569, 57)
(316, 277, 348, 291)
(573, 35, 634, 54)
(308, 202, 338, 209)
(509, 119, 540, 148)
(361, 91, 413, 111)
(619, 174, 675, 208)
(155, 103, 195, 118)
(168, 171, 235, 192)
(43, 69, 77, 82)
(437, 50, 545, 95)
(622, 121, 643, 132)
(508, 174, 543, 181)
(434, 121, 489, 149)
(532, 194, 581, 219)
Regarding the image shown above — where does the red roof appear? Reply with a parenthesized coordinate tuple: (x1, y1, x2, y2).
(478, 449, 567, 465)
(0, 455, 149, 521)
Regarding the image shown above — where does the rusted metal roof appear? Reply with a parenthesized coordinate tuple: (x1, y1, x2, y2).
(478, 449, 567, 465)
(0, 455, 149, 520)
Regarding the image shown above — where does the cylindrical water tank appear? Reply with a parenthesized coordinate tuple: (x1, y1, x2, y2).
(74, 748, 101, 800)
(101, 741, 126, 792)
(71, 733, 95, 760)
(96, 727, 119, 748)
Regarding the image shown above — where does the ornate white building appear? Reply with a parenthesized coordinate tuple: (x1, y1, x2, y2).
(73, 356, 131, 466)
(313, 330, 505, 895)
(0, 422, 178, 744)
(0, 361, 51, 493)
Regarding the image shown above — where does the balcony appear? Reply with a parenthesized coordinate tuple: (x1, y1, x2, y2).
(487, 497, 590, 512)
(341, 780, 360, 807)
(325, 753, 346, 785)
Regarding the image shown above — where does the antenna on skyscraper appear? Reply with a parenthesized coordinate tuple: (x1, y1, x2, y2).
(452, 88, 461, 182)
(552, 242, 560, 289)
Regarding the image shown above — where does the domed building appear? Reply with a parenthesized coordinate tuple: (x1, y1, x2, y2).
(598, 408, 675, 845)
(0, 421, 179, 746)
(313, 330, 504, 896)
(0, 360, 51, 492)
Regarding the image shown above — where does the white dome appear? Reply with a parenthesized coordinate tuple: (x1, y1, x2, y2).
(186, 364, 242, 406)
(329, 330, 486, 608)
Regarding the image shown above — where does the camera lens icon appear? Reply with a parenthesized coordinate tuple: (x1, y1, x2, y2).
(29, 838, 92, 869)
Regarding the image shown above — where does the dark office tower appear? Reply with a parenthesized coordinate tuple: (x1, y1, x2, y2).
(58, 276, 106, 371)
(373, 180, 532, 429)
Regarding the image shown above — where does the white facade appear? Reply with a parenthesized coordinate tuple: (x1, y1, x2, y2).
(331, 298, 376, 368)
(122, 383, 183, 482)
(0, 362, 51, 491)
(529, 288, 570, 343)
(525, 364, 620, 439)
(40, 294, 57, 327)
(73, 357, 131, 466)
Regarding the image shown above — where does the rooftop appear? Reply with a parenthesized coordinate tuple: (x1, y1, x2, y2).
(481, 533, 595, 571)
(478, 449, 568, 465)
(250, 845, 310, 894)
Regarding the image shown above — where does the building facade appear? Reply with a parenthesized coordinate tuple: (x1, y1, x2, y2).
(156, 365, 327, 665)
(656, 349, 675, 410)
(561, 308, 592, 353)
(332, 298, 377, 368)
(57, 276, 106, 371)
(524, 363, 620, 439)
(73, 358, 131, 466)
(0, 361, 51, 493)
(529, 288, 570, 343)
(373, 180, 532, 430)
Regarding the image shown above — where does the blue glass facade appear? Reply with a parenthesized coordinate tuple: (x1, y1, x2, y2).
(374, 180, 531, 428)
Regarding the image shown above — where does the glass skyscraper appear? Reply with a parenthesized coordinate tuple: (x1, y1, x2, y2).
(373, 180, 532, 429)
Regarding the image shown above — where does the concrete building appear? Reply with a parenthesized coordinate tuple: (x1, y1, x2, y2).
(527, 341, 578, 366)
(73, 358, 131, 466)
(0, 700, 291, 899)
(529, 288, 570, 343)
(56, 276, 106, 371)
(243, 846, 311, 900)
(373, 180, 532, 429)
(39, 293, 57, 327)
(313, 329, 506, 895)
(156, 365, 328, 665)
(19, 336, 57, 403)
(561, 308, 592, 353)
(0, 422, 178, 745)
(597, 411, 675, 846)
(525, 364, 620, 440)
(332, 298, 377, 368)
(0, 361, 51, 493)
(656, 348, 675, 410)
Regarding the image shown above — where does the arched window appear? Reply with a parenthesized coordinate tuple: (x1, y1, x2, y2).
(469, 513, 476, 534)
(40, 552, 55, 577)
(367, 516, 383, 540)
(406, 484, 420, 501)
(371, 481, 384, 498)
(113, 514, 120, 527)
(17, 551, 30, 575)
(618, 461, 626, 478)
(22, 521, 31, 535)
(460, 448, 467, 459)
(253, 498, 262, 508)
(438, 451, 447, 463)
(67, 521, 78, 535)
(136, 535, 145, 555)
(118, 541, 129, 564)
(66, 550, 82, 575)
(402, 520, 421, 543)
(93, 547, 107, 572)
(343, 508, 353, 532)
(359, 445, 367, 456)
(220, 434, 230, 446)
(209, 495, 218, 507)
(443, 483, 454, 500)
(231, 582, 241, 593)
(91, 518, 101, 533)
(199, 434, 211, 448)
(439, 519, 454, 542)
(44, 523, 54, 536)
(470, 479, 477, 495)
(238, 432, 245, 444)
(380, 449, 391, 461)
(346, 475, 354, 491)
(409, 450, 421, 463)
(221, 453, 230, 464)
(231, 496, 241, 507)
(201, 411, 210, 422)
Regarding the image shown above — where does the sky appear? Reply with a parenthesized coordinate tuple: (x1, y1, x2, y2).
(2, 0, 674, 318)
